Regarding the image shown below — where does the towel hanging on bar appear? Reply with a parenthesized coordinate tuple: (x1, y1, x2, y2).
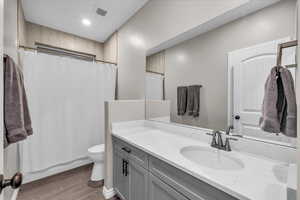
(187, 85, 202, 117)
(177, 86, 187, 115)
(259, 66, 297, 137)
(3, 55, 33, 147)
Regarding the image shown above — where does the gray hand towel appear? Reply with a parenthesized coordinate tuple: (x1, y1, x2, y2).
(177, 86, 187, 115)
(187, 85, 201, 117)
(4, 55, 33, 147)
(276, 72, 286, 128)
(259, 67, 281, 133)
(279, 67, 297, 137)
(259, 66, 297, 137)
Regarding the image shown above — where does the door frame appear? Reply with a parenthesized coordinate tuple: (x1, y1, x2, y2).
(0, 0, 4, 199)
(297, 2, 300, 200)
(227, 37, 291, 132)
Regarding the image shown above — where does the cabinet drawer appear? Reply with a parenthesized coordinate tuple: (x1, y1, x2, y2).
(113, 136, 148, 169)
(129, 161, 148, 200)
(149, 173, 189, 200)
(149, 156, 238, 200)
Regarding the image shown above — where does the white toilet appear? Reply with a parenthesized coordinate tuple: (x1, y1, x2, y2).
(88, 144, 105, 181)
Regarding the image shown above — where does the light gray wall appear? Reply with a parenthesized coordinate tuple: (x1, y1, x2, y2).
(4, 0, 18, 61)
(18, 0, 27, 47)
(146, 100, 170, 120)
(104, 32, 118, 63)
(116, 0, 251, 99)
(165, 0, 297, 131)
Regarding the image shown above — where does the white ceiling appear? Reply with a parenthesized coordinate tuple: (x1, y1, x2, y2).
(21, 0, 149, 42)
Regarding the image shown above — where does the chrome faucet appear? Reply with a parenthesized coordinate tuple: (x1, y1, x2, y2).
(206, 131, 223, 150)
(207, 130, 238, 152)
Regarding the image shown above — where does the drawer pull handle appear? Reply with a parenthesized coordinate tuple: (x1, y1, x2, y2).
(122, 159, 129, 176)
(122, 159, 126, 175)
(122, 147, 131, 154)
(124, 160, 129, 176)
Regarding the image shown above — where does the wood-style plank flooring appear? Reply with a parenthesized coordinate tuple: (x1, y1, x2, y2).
(18, 165, 105, 200)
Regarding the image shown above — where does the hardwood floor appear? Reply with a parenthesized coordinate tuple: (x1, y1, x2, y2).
(18, 165, 106, 200)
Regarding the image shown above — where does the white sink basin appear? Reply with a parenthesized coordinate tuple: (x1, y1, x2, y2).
(180, 146, 244, 171)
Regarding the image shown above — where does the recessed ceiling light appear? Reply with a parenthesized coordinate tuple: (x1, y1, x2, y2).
(82, 18, 91, 26)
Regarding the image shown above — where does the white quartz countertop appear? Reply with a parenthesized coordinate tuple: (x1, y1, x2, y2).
(111, 121, 289, 200)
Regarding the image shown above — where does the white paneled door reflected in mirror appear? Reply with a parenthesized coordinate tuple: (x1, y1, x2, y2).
(145, 0, 298, 147)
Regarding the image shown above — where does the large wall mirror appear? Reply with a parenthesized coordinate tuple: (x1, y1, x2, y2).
(145, 0, 297, 147)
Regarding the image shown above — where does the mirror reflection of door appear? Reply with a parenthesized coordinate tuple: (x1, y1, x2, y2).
(228, 38, 296, 145)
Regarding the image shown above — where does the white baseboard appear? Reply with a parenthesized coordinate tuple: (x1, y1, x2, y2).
(23, 157, 92, 183)
(102, 186, 116, 199)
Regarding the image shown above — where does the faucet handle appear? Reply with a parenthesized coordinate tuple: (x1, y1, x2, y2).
(215, 131, 224, 148)
(224, 137, 238, 151)
(206, 132, 217, 147)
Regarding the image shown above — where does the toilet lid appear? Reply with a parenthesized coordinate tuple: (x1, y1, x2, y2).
(88, 144, 105, 153)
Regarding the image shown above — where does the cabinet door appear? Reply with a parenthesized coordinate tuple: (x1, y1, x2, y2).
(149, 174, 189, 200)
(129, 161, 148, 200)
(113, 151, 129, 200)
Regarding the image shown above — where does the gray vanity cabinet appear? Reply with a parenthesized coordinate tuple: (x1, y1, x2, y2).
(112, 136, 238, 200)
(113, 138, 148, 200)
(113, 150, 129, 200)
(149, 174, 189, 200)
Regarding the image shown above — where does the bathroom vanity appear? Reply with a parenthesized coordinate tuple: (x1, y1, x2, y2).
(112, 121, 293, 200)
(113, 136, 238, 200)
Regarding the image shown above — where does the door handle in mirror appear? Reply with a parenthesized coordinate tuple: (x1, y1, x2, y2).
(234, 115, 240, 120)
(0, 172, 23, 194)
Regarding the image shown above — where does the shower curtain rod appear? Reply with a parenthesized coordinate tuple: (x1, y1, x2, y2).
(18, 44, 117, 65)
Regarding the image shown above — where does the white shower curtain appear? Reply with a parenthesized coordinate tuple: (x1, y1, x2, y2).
(19, 50, 116, 175)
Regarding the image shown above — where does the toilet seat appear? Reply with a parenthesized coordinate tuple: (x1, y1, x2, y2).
(88, 144, 105, 154)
